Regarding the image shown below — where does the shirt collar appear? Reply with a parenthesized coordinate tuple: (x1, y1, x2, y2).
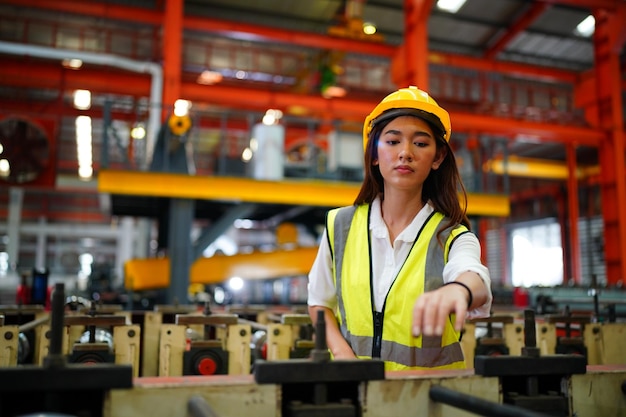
(370, 196, 434, 242)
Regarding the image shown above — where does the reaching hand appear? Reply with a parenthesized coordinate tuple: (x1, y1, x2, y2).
(411, 283, 469, 337)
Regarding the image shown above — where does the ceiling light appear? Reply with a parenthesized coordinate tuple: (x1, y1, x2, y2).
(62, 58, 83, 69)
(173, 99, 192, 117)
(130, 123, 146, 140)
(362, 22, 377, 35)
(73, 89, 91, 110)
(437, 0, 466, 13)
(575, 14, 595, 37)
(322, 85, 347, 99)
(197, 70, 223, 85)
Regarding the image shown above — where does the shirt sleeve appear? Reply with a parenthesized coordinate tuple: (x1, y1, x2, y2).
(443, 232, 492, 319)
(307, 228, 338, 310)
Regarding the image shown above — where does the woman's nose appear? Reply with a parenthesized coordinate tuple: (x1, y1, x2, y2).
(398, 143, 413, 160)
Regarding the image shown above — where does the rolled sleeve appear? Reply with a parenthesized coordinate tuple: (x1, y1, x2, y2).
(307, 229, 337, 310)
(443, 232, 492, 318)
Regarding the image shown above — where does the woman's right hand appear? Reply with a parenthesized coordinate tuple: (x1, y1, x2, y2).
(308, 305, 357, 360)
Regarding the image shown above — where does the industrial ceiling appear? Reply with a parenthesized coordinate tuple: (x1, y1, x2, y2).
(0, 0, 625, 286)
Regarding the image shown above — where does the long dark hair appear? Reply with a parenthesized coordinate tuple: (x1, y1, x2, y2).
(354, 111, 470, 235)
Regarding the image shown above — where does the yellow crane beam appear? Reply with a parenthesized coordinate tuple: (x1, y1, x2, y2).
(98, 169, 510, 216)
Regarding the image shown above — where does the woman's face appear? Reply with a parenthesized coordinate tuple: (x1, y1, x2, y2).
(373, 115, 445, 192)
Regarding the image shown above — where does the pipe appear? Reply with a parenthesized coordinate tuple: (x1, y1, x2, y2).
(18, 315, 50, 333)
(0, 40, 162, 167)
(187, 395, 220, 417)
(429, 385, 554, 417)
(0, 222, 134, 239)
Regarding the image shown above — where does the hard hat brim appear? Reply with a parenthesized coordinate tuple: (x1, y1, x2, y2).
(370, 108, 447, 139)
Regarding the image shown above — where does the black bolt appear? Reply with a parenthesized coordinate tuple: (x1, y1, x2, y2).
(4, 331, 13, 340)
(128, 329, 136, 338)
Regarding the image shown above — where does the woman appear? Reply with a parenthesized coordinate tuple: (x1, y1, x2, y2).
(307, 86, 492, 371)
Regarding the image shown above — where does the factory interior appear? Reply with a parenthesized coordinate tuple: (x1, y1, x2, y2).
(0, 0, 625, 416)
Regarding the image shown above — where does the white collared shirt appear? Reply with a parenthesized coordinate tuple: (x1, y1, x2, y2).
(307, 197, 492, 318)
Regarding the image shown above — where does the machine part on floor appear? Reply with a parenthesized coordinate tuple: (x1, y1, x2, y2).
(570, 367, 626, 416)
(429, 384, 553, 417)
(54, 308, 142, 375)
(102, 364, 626, 417)
(283, 313, 315, 359)
(0, 305, 48, 365)
(251, 329, 268, 363)
(17, 330, 31, 364)
(0, 323, 18, 366)
(69, 342, 115, 365)
(475, 309, 587, 416)
(0, 283, 133, 417)
(584, 322, 626, 365)
(188, 394, 221, 417)
(159, 311, 250, 376)
(264, 313, 315, 361)
(69, 326, 115, 364)
(134, 306, 199, 377)
(183, 340, 229, 375)
(545, 307, 590, 358)
(254, 310, 385, 417)
(473, 315, 513, 356)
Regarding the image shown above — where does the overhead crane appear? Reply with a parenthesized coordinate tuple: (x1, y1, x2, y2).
(99, 169, 510, 299)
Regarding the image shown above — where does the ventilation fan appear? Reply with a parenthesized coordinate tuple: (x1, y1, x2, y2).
(0, 116, 50, 184)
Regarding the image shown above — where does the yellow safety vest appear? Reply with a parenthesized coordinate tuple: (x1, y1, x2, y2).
(326, 204, 469, 371)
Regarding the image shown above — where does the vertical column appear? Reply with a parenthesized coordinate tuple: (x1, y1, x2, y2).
(403, 0, 434, 88)
(162, 0, 184, 117)
(7, 187, 23, 272)
(161, 0, 189, 304)
(593, 5, 626, 285)
(115, 217, 135, 289)
(35, 216, 47, 271)
(566, 144, 581, 283)
(166, 198, 195, 304)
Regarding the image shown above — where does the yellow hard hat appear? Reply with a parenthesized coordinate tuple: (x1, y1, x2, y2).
(363, 86, 451, 149)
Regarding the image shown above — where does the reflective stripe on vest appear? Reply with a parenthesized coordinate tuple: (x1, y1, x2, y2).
(327, 204, 469, 370)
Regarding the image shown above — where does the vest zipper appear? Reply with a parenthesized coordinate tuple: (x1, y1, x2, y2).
(372, 311, 384, 358)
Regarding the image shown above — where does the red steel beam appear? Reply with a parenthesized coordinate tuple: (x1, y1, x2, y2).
(1, 0, 163, 25)
(0, 60, 605, 146)
(162, 0, 183, 114)
(401, 0, 433, 88)
(537, 0, 622, 10)
(484, 2, 549, 60)
(2, 0, 581, 84)
(452, 111, 604, 145)
(429, 52, 578, 84)
(0, 59, 152, 96)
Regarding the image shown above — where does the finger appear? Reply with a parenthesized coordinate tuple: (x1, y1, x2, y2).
(435, 298, 452, 336)
(454, 299, 467, 332)
(421, 295, 437, 336)
(412, 296, 426, 337)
